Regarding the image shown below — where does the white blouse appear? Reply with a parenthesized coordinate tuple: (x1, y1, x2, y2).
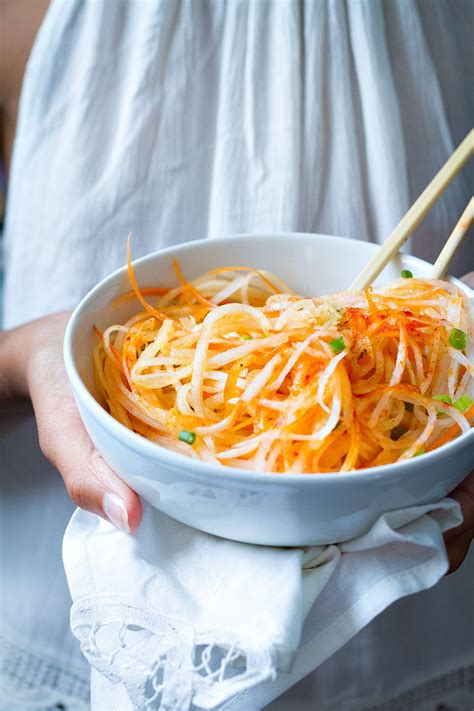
(1, 1, 473, 709)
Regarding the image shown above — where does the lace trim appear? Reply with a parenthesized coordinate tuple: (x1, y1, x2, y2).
(71, 593, 280, 711)
(2, 622, 471, 711)
(0, 634, 90, 711)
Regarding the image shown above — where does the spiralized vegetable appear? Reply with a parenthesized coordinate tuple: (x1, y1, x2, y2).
(93, 255, 474, 473)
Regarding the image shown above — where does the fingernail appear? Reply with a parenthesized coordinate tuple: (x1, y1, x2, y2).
(103, 492, 130, 534)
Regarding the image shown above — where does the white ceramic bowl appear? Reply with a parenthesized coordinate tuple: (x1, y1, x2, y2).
(64, 233, 474, 546)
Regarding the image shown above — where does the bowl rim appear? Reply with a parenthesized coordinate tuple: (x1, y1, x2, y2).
(64, 231, 474, 486)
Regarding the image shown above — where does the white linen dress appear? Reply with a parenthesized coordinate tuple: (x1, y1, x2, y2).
(1, 1, 473, 709)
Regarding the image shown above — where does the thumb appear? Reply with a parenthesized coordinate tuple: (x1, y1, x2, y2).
(34, 391, 142, 533)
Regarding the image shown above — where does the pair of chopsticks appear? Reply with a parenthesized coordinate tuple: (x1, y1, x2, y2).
(350, 129, 474, 290)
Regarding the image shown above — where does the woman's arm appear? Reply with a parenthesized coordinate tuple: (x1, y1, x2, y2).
(0, 327, 29, 398)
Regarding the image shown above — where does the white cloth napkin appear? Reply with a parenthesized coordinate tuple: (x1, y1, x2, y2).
(63, 498, 462, 711)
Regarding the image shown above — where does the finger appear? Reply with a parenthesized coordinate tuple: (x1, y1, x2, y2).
(445, 527, 474, 574)
(444, 470, 474, 545)
(33, 388, 142, 533)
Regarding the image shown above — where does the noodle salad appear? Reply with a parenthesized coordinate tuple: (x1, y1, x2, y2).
(93, 250, 474, 474)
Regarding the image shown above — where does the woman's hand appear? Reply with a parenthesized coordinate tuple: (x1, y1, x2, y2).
(0, 312, 142, 532)
(445, 471, 474, 573)
(446, 270, 474, 572)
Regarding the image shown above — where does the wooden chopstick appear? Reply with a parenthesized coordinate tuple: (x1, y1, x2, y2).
(430, 197, 474, 279)
(349, 129, 474, 291)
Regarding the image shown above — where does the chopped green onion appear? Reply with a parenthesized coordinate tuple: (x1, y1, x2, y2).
(401, 269, 413, 279)
(433, 394, 451, 418)
(433, 395, 452, 417)
(454, 394, 473, 413)
(404, 402, 414, 413)
(414, 447, 426, 457)
(241, 334, 252, 340)
(449, 328, 468, 351)
(179, 430, 196, 445)
(329, 337, 345, 354)
(390, 425, 407, 441)
(432, 394, 452, 405)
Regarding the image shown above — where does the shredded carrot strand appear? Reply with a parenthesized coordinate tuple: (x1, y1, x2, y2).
(127, 234, 168, 320)
(93, 324, 104, 340)
(428, 404, 474, 451)
(207, 266, 282, 294)
(173, 259, 216, 309)
(113, 287, 170, 305)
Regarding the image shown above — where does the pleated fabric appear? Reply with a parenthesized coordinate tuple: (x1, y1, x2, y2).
(4, 0, 472, 329)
